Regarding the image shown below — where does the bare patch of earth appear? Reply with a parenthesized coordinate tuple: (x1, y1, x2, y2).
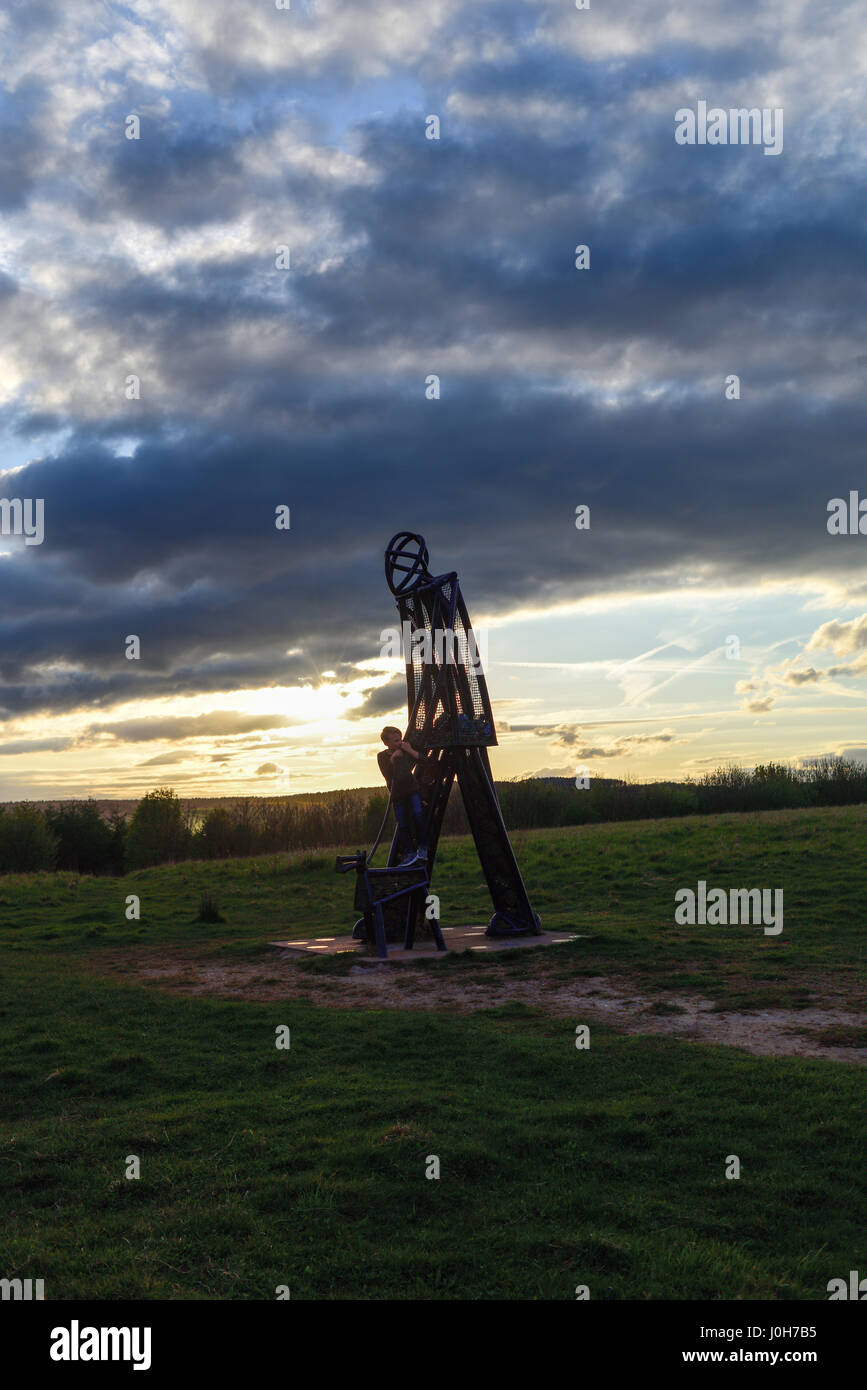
(93, 946, 867, 1065)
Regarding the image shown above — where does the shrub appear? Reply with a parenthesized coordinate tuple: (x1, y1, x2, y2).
(196, 891, 225, 924)
(0, 805, 58, 872)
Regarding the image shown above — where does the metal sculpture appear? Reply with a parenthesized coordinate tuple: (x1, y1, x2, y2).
(337, 532, 540, 954)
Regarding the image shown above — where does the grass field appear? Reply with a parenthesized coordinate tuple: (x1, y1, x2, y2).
(1, 805, 865, 1299)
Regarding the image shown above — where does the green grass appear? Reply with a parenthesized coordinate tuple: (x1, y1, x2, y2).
(3, 803, 864, 1006)
(0, 804, 865, 1299)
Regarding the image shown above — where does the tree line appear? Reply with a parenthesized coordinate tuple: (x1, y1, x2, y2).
(0, 757, 865, 874)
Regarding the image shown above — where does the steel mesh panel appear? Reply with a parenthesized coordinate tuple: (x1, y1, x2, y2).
(452, 606, 485, 719)
(400, 578, 494, 748)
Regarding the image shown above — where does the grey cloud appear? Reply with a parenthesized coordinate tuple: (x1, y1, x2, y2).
(522, 724, 680, 756)
(781, 668, 822, 685)
(0, 737, 73, 755)
(746, 696, 776, 713)
(834, 746, 867, 765)
(85, 712, 293, 743)
(343, 677, 406, 721)
(807, 614, 867, 656)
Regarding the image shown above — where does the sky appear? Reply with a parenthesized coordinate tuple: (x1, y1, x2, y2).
(1, 0, 866, 800)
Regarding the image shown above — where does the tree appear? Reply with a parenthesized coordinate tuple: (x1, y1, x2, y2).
(124, 788, 190, 869)
(0, 805, 58, 872)
(106, 811, 128, 875)
(192, 807, 237, 860)
(46, 801, 115, 874)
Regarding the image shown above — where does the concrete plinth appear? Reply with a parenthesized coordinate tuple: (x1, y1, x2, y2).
(269, 926, 581, 959)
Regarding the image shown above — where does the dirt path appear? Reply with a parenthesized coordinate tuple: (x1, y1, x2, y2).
(93, 945, 867, 1066)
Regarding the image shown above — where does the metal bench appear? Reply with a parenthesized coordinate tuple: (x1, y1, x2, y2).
(335, 851, 446, 959)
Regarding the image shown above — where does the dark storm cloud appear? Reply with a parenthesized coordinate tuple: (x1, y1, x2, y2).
(0, 540, 330, 718)
(80, 106, 345, 237)
(0, 78, 47, 211)
(98, 129, 247, 229)
(2, 0, 866, 728)
(5, 377, 867, 720)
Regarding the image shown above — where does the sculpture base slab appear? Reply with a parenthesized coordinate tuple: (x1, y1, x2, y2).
(270, 927, 581, 959)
